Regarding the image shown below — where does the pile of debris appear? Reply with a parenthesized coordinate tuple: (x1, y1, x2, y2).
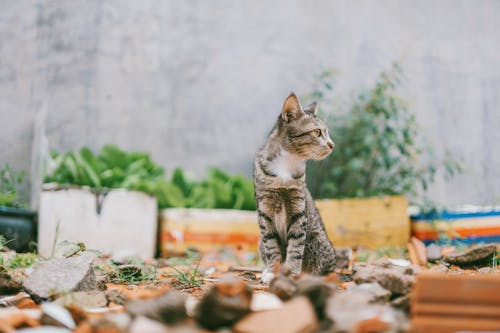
(0, 241, 498, 333)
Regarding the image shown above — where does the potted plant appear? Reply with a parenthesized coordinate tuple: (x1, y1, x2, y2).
(0, 165, 37, 252)
(305, 63, 460, 249)
(40, 145, 160, 258)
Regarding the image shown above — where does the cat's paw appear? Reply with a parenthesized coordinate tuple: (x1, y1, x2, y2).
(260, 268, 275, 284)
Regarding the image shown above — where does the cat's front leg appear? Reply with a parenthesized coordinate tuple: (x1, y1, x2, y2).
(258, 210, 282, 283)
(285, 211, 307, 274)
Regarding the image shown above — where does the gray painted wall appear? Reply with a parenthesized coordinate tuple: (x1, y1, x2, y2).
(1, 1, 499, 207)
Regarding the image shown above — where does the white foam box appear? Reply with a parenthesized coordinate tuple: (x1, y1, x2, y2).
(38, 187, 157, 258)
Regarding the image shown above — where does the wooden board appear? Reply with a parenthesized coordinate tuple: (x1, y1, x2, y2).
(315, 196, 410, 249)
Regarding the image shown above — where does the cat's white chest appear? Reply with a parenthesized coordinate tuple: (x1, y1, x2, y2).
(269, 152, 304, 181)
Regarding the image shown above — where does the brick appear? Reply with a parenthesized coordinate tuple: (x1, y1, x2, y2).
(234, 297, 317, 333)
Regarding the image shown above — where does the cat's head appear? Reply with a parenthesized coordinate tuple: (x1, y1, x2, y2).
(277, 92, 335, 160)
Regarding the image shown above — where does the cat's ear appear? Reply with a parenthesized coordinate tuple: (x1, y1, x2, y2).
(281, 92, 304, 122)
(304, 101, 318, 115)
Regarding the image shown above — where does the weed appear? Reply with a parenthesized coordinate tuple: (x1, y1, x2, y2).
(0, 235, 13, 250)
(356, 251, 370, 262)
(0, 252, 37, 269)
(375, 246, 407, 259)
(169, 262, 203, 288)
(111, 263, 157, 284)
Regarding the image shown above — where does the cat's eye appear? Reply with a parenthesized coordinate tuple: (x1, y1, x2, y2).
(312, 129, 322, 137)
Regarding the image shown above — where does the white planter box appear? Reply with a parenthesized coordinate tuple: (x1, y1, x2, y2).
(39, 187, 157, 258)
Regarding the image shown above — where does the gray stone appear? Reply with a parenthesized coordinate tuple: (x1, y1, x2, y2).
(40, 303, 76, 329)
(348, 282, 392, 303)
(327, 290, 409, 333)
(0, 267, 23, 293)
(353, 259, 415, 295)
(88, 313, 132, 332)
(334, 247, 353, 269)
(426, 244, 442, 261)
(127, 290, 187, 324)
(128, 316, 169, 333)
(23, 252, 97, 302)
(443, 244, 497, 266)
(390, 294, 411, 312)
(269, 273, 297, 301)
(55, 290, 107, 308)
(195, 274, 252, 330)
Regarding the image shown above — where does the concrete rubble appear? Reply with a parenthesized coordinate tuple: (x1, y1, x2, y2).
(23, 252, 98, 302)
(443, 244, 497, 266)
(0, 243, 498, 333)
(353, 258, 416, 295)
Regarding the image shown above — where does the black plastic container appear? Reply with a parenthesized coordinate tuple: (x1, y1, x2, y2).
(0, 206, 37, 252)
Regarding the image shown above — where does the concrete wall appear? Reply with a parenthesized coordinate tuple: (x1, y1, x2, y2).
(1, 0, 499, 206)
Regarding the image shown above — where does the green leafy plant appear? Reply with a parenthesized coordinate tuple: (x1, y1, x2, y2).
(306, 63, 461, 202)
(0, 252, 37, 269)
(157, 167, 256, 210)
(44, 145, 256, 210)
(0, 164, 27, 208)
(45, 145, 164, 192)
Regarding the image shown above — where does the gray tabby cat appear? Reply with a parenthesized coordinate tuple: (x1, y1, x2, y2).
(254, 92, 336, 283)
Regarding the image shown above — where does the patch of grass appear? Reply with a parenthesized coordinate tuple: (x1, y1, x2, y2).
(111, 263, 157, 284)
(356, 251, 370, 262)
(375, 246, 407, 259)
(0, 253, 37, 269)
(170, 262, 203, 288)
(0, 235, 13, 250)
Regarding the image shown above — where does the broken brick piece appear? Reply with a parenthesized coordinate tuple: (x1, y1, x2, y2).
(23, 252, 98, 302)
(234, 296, 318, 333)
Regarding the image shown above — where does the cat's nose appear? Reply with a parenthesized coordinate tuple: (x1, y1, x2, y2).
(327, 141, 335, 150)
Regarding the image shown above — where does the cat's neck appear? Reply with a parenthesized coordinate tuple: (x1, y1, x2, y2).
(263, 138, 306, 181)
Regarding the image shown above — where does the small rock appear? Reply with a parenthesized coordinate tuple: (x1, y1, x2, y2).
(23, 253, 97, 302)
(390, 294, 411, 312)
(426, 244, 442, 261)
(127, 290, 187, 324)
(195, 274, 252, 330)
(347, 282, 392, 304)
(40, 303, 76, 329)
(334, 247, 353, 269)
(105, 288, 126, 305)
(0, 267, 23, 293)
(55, 290, 107, 309)
(17, 327, 71, 333)
(327, 291, 409, 333)
(443, 244, 497, 266)
(269, 273, 297, 301)
(250, 292, 283, 311)
(234, 296, 318, 333)
(87, 312, 132, 332)
(353, 259, 415, 295)
(128, 316, 168, 333)
(296, 275, 336, 321)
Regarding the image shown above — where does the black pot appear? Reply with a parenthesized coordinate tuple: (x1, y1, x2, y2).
(0, 206, 37, 252)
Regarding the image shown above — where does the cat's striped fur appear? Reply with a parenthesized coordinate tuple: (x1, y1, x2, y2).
(254, 93, 336, 281)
